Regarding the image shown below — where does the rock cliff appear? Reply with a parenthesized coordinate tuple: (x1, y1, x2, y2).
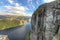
(30, 1, 60, 40)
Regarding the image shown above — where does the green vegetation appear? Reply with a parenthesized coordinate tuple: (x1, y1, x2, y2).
(26, 32, 30, 40)
(26, 32, 60, 40)
(0, 15, 31, 30)
(57, 33, 60, 40)
(0, 19, 20, 30)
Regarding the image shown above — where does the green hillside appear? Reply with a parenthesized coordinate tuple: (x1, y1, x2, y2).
(0, 19, 20, 30)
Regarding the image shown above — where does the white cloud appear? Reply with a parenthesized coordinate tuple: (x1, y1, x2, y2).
(32, 5, 35, 9)
(26, 14, 32, 16)
(36, 0, 40, 5)
(4, 5, 31, 16)
(0, 0, 32, 16)
(8, 0, 14, 4)
(8, 0, 20, 6)
(36, 2, 39, 5)
(5, 6, 28, 11)
(15, 3, 20, 6)
(44, 0, 55, 3)
(28, 0, 32, 4)
(27, 0, 35, 9)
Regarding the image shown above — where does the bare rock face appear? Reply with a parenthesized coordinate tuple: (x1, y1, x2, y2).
(0, 35, 9, 40)
(30, 1, 60, 40)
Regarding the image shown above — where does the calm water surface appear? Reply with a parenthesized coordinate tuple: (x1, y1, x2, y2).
(0, 23, 31, 40)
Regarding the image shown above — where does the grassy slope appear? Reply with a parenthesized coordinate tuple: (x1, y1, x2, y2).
(57, 33, 60, 40)
(0, 20, 20, 30)
(26, 32, 30, 40)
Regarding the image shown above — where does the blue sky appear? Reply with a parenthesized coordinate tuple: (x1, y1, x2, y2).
(0, 0, 55, 16)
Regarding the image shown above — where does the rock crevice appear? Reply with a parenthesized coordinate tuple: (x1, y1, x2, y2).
(30, 1, 60, 40)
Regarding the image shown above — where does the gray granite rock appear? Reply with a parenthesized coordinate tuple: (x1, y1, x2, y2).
(0, 35, 9, 40)
(30, 1, 60, 40)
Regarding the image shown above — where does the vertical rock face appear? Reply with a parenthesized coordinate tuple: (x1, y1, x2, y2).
(30, 1, 60, 40)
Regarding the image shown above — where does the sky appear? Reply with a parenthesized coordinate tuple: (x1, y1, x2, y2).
(0, 0, 55, 16)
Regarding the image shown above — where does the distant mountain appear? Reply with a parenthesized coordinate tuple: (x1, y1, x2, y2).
(0, 15, 9, 19)
(0, 15, 31, 20)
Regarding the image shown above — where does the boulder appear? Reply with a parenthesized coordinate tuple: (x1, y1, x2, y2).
(0, 35, 9, 40)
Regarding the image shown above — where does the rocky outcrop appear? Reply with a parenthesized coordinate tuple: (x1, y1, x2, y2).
(0, 35, 9, 40)
(30, 1, 60, 40)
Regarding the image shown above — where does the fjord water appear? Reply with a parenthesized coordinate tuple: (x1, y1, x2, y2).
(0, 23, 31, 40)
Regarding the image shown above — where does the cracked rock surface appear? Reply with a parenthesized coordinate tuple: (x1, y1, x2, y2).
(0, 35, 9, 40)
(30, 1, 60, 40)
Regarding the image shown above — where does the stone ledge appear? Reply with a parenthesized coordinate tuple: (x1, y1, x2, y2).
(0, 35, 9, 40)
